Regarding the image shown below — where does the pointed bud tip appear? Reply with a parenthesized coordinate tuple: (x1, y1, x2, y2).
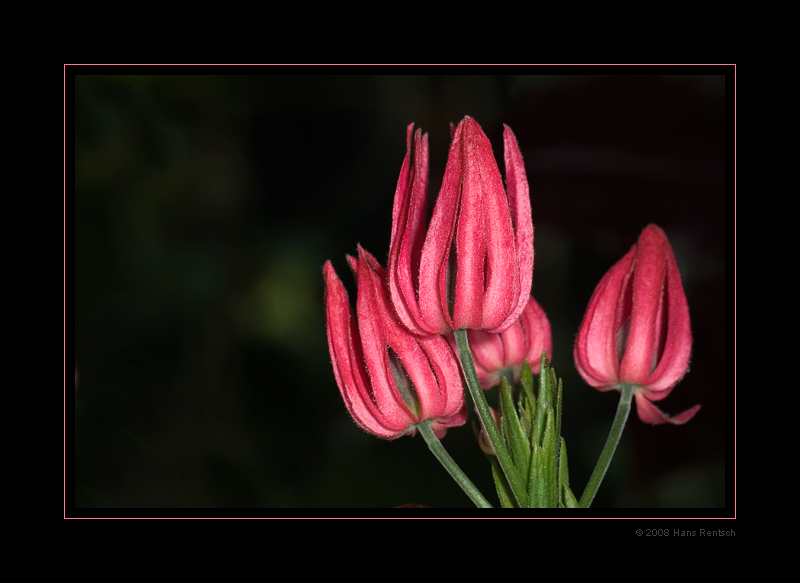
(323, 260, 339, 283)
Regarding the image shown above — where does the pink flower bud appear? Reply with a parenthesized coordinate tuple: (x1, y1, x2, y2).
(324, 246, 468, 439)
(574, 225, 700, 425)
(389, 117, 533, 336)
(449, 295, 552, 389)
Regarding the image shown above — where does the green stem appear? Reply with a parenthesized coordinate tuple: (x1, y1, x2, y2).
(579, 383, 634, 508)
(454, 329, 528, 507)
(416, 420, 493, 508)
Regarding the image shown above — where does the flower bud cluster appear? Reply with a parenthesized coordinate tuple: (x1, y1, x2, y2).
(324, 118, 696, 440)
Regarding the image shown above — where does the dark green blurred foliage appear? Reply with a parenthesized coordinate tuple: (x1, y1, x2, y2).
(73, 73, 728, 509)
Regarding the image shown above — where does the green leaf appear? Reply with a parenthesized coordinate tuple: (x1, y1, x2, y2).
(555, 375, 563, 447)
(520, 395, 533, 440)
(499, 377, 531, 491)
(563, 485, 581, 508)
(533, 351, 551, 448)
(558, 437, 570, 508)
(490, 457, 517, 508)
(528, 441, 544, 508)
(542, 408, 559, 508)
(520, 359, 536, 410)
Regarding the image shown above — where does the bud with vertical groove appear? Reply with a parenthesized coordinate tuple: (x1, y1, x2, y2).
(325, 246, 467, 439)
(573, 225, 700, 425)
(389, 116, 534, 336)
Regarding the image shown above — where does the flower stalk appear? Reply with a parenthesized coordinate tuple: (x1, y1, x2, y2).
(578, 383, 634, 508)
(454, 329, 528, 507)
(416, 420, 493, 508)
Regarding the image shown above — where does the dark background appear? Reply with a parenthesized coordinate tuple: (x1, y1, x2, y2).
(72, 71, 729, 511)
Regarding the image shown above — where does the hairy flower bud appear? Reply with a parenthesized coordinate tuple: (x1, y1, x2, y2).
(574, 225, 700, 425)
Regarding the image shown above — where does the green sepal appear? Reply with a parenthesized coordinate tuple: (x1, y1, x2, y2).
(498, 376, 531, 500)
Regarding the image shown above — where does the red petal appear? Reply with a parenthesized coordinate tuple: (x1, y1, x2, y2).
(325, 261, 405, 438)
(574, 247, 636, 388)
(620, 225, 669, 385)
(520, 295, 552, 374)
(389, 125, 435, 336)
(490, 125, 534, 332)
(635, 392, 700, 425)
(644, 227, 692, 392)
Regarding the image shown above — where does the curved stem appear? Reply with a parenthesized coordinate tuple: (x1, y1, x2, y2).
(416, 421, 493, 508)
(454, 329, 527, 507)
(579, 383, 634, 508)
